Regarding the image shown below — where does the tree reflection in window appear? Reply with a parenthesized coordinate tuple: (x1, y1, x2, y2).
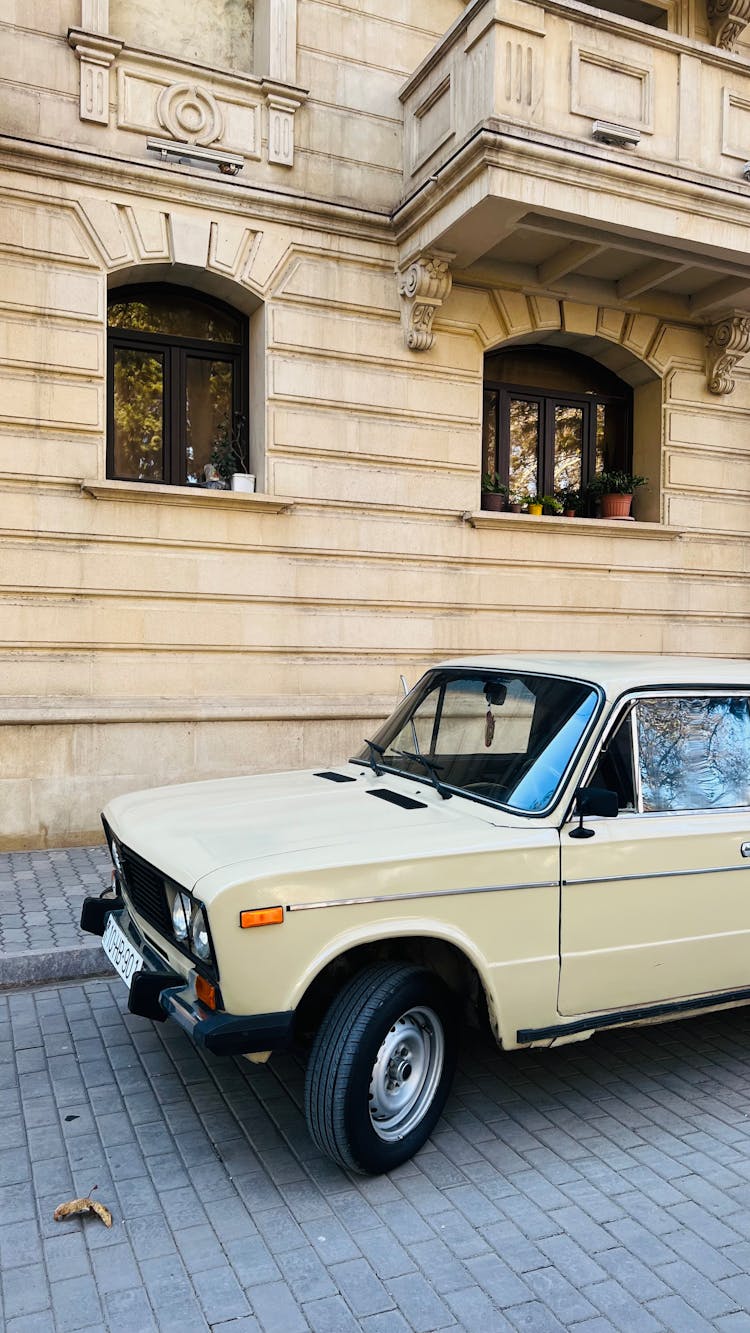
(638, 697, 750, 811)
(107, 286, 246, 487)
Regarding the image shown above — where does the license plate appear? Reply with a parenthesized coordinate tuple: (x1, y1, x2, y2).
(102, 913, 143, 989)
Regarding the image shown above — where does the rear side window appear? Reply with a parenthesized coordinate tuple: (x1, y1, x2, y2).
(637, 696, 750, 812)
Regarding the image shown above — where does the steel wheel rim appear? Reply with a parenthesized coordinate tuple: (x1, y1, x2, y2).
(368, 1005, 445, 1142)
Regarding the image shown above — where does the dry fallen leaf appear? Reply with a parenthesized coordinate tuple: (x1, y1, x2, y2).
(53, 1196, 113, 1227)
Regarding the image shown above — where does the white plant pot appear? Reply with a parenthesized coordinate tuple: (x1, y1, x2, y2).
(231, 474, 256, 493)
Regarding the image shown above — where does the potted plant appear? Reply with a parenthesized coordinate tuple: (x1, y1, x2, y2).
(588, 470, 647, 519)
(557, 487, 581, 518)
(481, 472, 508, 512)
(541, 495, 563, 516)
(523, 492, 543, 516)
(210, 417, 255, 493)
(507, 490, 523, 514)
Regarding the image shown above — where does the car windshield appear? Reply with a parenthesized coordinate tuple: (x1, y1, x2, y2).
(360, 671, 599, 813)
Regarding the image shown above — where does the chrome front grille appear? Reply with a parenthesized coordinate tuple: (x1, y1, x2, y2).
(120, 846, 173, 936)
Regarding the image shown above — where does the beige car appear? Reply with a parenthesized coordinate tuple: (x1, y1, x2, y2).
(82, 654, 750, 1174)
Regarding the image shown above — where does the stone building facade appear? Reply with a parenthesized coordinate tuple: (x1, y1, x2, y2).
(2, 0, 750, 846)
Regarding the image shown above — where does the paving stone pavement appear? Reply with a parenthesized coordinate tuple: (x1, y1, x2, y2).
(5, 850, 750, 1331)
(0, 847, 113, 987)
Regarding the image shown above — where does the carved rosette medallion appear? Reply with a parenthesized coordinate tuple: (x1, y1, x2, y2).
(157, 83, 224, 146)
(705, 315, 750, 394)
(707, 0, 750, 48)
(398, 255, 453, 351)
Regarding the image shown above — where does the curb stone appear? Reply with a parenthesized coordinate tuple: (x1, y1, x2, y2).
(0, 943, 114, 990)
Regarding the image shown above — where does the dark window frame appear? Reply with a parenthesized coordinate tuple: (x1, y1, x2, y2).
(483, 352, 632, 497)
(107, 284, 249, 487)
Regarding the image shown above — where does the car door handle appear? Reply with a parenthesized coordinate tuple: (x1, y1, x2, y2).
(742, 843, 750, 858)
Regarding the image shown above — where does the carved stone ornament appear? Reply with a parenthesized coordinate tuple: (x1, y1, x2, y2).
(707, 0, 750, 48)
(67, 29, 123, 124)
(705, 314, 750, 393)
(157, 83, 224, 146)
(398, 255, 453, 351)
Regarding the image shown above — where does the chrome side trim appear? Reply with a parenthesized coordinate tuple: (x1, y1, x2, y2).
(285, 879, 559, 913)
(564, 862, 750, 889)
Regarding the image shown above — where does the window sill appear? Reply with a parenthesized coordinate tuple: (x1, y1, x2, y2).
(463, 511, 682, 539)
(81, 480, 293, 514)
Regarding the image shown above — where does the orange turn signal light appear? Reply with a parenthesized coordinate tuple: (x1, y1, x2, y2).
(240, 906, 284, 929)
(195, 975, 217, 1010)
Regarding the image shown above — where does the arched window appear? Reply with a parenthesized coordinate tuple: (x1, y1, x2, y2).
(483, 346, 632, 500)
(107, 286, 248, 486)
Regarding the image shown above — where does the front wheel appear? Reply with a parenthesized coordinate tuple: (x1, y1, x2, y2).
(304, 963, 458, 1174)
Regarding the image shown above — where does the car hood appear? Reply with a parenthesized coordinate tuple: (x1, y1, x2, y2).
(103, 766, 527, 897)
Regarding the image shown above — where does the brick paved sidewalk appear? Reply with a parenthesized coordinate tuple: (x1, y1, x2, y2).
(0, 847, 113, 988)
(5, 852, 750, 1329)
(6, 977, 750, 1332)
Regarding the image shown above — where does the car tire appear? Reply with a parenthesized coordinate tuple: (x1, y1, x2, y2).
(304, 962, 458, 1174)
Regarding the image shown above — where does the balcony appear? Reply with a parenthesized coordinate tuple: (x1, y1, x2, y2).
(397, 0, 750, 321)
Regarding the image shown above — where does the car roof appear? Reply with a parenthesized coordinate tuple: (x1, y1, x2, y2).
(434, 653, 750, 698)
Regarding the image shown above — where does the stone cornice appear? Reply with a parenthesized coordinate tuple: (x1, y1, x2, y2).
(0, 136, 392, 244)
(67, 28, 123, 64)
(393, 123, 750, 270)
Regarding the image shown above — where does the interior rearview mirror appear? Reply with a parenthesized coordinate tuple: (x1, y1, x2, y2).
(484, 684, 507, 707)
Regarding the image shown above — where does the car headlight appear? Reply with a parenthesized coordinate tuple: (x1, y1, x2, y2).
(190, 904, 212, 961)
(171, 891, 190, 942)
(110, 838, 124, 881)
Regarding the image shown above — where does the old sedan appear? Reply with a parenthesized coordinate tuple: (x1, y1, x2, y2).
(81, 654, 750, 1173)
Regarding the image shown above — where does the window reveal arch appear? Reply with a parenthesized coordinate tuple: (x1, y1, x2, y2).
(107, 286, 248, 486)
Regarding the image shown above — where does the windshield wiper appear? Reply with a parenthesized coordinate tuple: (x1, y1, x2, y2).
(393, 750, 452, 800)
(359, 738, 386, 775)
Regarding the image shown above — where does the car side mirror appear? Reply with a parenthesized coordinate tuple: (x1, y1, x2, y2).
(569, 785, 619, 839)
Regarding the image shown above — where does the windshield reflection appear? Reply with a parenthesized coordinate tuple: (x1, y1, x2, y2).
(360, 671, 599, 813)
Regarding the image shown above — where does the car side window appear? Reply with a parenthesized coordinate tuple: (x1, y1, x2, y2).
(589, 710, 636, 810)
(637, 696, 750, 812)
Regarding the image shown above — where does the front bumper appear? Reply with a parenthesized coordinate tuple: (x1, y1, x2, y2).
(80, 896, 295, 1057)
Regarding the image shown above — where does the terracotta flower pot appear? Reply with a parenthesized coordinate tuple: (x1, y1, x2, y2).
(481, 493, 505, 511)
(600, 492, 633, 519)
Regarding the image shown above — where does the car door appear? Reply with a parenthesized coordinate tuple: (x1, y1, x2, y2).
(558, 692, 750, 1017)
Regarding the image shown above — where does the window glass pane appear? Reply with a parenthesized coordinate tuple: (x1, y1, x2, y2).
(483, 390, 498, 475)
(370, 672, 598, 812)
(108, 293, 241, 343)
(638, 697, 750, 811)
(595, 403, 606, 473)
(553, 404, 583, 491)
(589, 713, 636, 809)
(113, 347, 164, 481)
(509, 399, 539, 497)
(185, 357, 234, 485)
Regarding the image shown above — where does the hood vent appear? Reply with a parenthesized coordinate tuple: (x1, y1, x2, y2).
(314, 771, 356, 784)
(367, 789, 426, 810)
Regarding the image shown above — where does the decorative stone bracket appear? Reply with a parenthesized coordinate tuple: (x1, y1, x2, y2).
(707, 0, 750, 49)
(398, 254, 453, 351)
(67, 28, 122, 124)
(705, 313, 750, 393)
